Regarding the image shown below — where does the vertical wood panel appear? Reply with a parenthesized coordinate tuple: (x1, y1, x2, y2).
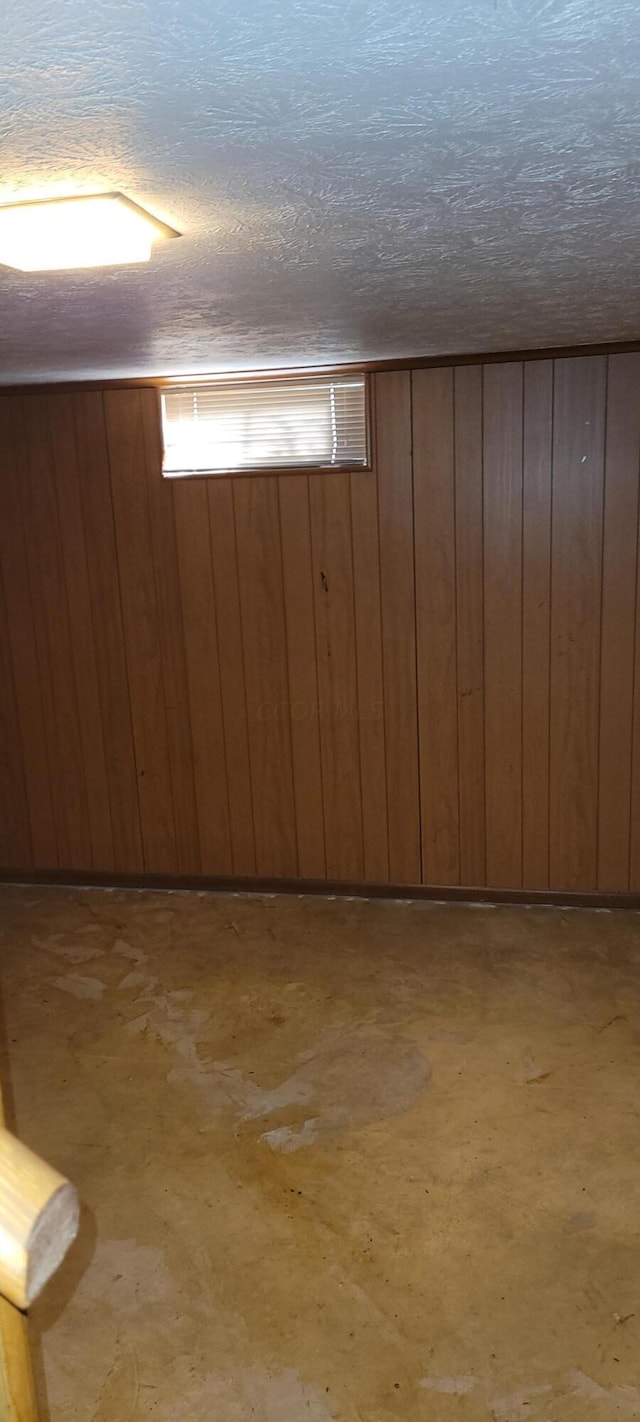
(104, 390, 177, 872)
(73, 393, 144, 872)
(549, 357, 606, 890)
(16, 396, 92, 869)
(278, 476, 326, 879)
(631, 542, 640, 890)
(483, 363, 524, 888)
(1, 357, 639, 896)
(206, 479, 256, 876)
(309, 472, 363, 880)
(0, 398, 56, 866)
(0, 574, 32, 868)
(413, 368, 460, 884)
(600, 355, 640, 889)
(140, 391, 201, 874)
(522, 361, 553, 889)
(173, 480, 232, 875)
(350, 465, 389, 882)
(375, 372, 421, 883)
(46, 394, 114, 869)
(454, 366, 486, 886)
(234, 477, 298, 877)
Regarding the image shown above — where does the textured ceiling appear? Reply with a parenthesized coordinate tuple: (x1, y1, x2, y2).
(2, 0, 640, 381)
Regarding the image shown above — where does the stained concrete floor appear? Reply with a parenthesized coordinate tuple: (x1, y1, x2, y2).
(1, 886, 640, 1420)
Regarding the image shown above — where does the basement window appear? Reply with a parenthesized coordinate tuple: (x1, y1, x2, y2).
(161, 372, 370, 477)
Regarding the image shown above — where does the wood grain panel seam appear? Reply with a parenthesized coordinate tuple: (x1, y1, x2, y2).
(170, 481, 203, 869)
(348, 474, 367, 877)
(451, 373, 462, 883)
(11, 400, 57, 862)
(18, 397, 86, 867)
(44, 400, 80, 862)
(414, 366, 461, 882)
(230, 481, 259, 873)
(275, 478, 301, 877)
(482, 362, 525, 886)
(549, 356, 607, 888)
(408, 371, 423, 881)
(0, 575, 33, 868)
(480, 361, 489, 881)
(305, 475, 328, 872)
(373, 400, 392, 880)
(1, 399, 58, 866)
(70, 400, 117, 865)
(520, 361, 526, 881)
(205, 486, 235, 868)
(57, 396, 116, 869)
(350, 457, 390, 881)
(594, 358, 609, 886)
(143, 398, 201, 870)
(546, 365, 556, 889)
(167, 479, 207, 869)
(0, 431, 36, 866)
(521, 360, 553, 888)
(45, 397, 94, 862)
(628, 441, 640, 888)
(453, 365, 486, 885)
(140, 404, 183, 865)
(99, 392, 146, 868)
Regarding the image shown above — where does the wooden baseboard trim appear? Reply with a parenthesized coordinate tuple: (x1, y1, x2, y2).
(0, 869, 638, 910)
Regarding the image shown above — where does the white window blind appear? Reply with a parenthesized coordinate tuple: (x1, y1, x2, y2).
(161, 373, 369, 476)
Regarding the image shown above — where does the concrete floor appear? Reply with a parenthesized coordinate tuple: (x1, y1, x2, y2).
(1, 886, 640, 1421)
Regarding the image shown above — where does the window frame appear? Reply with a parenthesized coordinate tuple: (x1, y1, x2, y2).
(159, 369, 373, 480)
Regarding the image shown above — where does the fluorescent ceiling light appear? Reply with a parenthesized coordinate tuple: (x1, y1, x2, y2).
(0, 192, 179, 272)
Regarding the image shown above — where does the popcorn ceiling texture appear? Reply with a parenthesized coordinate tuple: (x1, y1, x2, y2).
(1, 0, 640, 381)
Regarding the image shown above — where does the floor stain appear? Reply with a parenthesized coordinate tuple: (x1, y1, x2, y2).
(1, 885, 639, 1421)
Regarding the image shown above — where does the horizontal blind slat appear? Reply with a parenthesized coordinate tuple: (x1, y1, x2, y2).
(162, 373, 368, 476)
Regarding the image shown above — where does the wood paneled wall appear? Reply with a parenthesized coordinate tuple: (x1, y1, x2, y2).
(1, 353, 640, 893)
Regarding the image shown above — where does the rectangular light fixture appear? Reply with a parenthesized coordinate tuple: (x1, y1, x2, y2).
(162, 373, 370, 477)
(0, 193, 179, 272)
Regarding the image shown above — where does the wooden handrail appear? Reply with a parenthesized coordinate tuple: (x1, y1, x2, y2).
(0, 1116, 79, 1421)
(0, 1302, 38, 1422)
(0, 1085, 36, 1422)
(0, 1130, 79, 1312)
